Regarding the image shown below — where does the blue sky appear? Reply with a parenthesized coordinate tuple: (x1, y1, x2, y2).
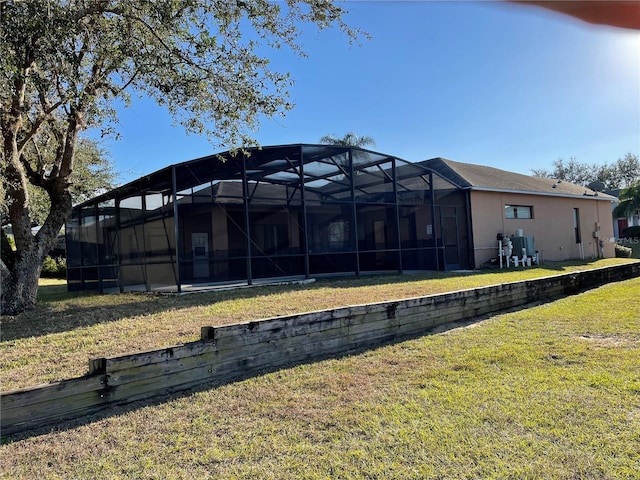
(92, 1, 640, 185)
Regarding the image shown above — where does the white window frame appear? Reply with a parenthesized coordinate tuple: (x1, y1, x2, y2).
(505, 205, 533, 219)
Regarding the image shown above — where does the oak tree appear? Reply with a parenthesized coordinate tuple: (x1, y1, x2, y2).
(2, 136, 116, 227)
(0, 0, 361, 314)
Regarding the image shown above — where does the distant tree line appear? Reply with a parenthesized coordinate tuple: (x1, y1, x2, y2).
(532, 153, 639, 191)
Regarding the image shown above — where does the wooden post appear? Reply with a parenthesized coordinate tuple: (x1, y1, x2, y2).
(201, 326, 216, 340)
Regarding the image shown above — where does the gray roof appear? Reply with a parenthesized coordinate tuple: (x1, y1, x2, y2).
(420, 157, 616, 201)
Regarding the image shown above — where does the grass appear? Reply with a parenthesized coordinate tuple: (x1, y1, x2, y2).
(1, 269, 638, 478)
(0, 258, 636, 392)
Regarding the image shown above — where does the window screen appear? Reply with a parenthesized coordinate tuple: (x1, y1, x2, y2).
(505, 205, 533, 219)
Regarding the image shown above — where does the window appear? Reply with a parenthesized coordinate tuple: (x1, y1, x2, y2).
(573, 208, 581, 243)
(505, 205, 533, 219)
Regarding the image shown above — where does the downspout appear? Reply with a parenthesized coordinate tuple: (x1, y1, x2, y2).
(595, 198, 603, 258)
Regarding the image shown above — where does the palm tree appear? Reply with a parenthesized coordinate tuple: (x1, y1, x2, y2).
(319, 132, 376, 148)
(613, 180, 640, 218)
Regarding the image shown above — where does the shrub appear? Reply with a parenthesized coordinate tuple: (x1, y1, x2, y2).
(41, 256, 67, 278)
(615, 244, 632, 258)
(622, 225, 640, 238)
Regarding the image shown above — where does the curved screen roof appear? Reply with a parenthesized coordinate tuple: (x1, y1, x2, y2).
(76, 144, 439, 207)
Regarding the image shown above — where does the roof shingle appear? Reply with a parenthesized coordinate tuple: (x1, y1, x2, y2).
(419, 157, 615, 200)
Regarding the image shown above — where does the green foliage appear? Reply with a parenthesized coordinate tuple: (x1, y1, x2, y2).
(319, 132, 376, 148)
(532, 153, 639, 189)
(3, 137, 117, 226)
(40, 256, 66, 278)
(1, 0, 363, 314)
(622, 226, 640, 238)
(614, 244, 632, 258)
(2, 0, 363, 150)
(613, 181, 640, 220)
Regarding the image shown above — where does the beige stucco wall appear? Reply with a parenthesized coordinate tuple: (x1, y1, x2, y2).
(469, 190, 615, 267)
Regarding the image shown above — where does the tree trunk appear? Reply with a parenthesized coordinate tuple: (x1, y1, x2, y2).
(1, 190, 71, 315)
(2, 111, 75, 315)
(1, 249, 44, 315)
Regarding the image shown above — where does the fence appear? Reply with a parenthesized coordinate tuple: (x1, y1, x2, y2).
(2, 263, 639, 437)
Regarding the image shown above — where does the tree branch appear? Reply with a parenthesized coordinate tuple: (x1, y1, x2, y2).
(16, 99, 66, 155)
(115, 10, 214, 75)
(19, 151, 46, 188)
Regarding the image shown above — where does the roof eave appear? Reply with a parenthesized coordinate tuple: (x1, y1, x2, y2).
(468, 186, 615, 201)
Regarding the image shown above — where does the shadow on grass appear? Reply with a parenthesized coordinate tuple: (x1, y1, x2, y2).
(2, 282, 310, 342)
(530, 259, 608, 271)
(3, 275, 426, 342)
(5, 270, 488, 342)
(0, 302, 533, 445)
(0, 260, 619, 343)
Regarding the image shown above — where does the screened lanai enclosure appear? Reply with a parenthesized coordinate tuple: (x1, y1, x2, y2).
(66, 145, 471, 293)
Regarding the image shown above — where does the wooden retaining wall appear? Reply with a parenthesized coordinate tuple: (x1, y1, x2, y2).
(2, 263, 639, 437)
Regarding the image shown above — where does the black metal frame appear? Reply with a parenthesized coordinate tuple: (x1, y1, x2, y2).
(66, 144, 470, 293)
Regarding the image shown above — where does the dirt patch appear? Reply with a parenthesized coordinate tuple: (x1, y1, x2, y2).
(577, 334, 640, 348)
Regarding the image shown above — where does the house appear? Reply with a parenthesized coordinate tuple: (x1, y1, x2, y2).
(421, 158, 616, 267)
(605, 188, 639, 239)
(65, 145, 615, 293)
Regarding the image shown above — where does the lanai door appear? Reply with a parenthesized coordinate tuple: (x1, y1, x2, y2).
(440, 208, 460, 270)
(192, 232, 209, 278)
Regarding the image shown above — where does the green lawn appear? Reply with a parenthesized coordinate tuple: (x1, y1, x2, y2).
(0, 258, 635, 392)
(1, 270, 638, 479)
